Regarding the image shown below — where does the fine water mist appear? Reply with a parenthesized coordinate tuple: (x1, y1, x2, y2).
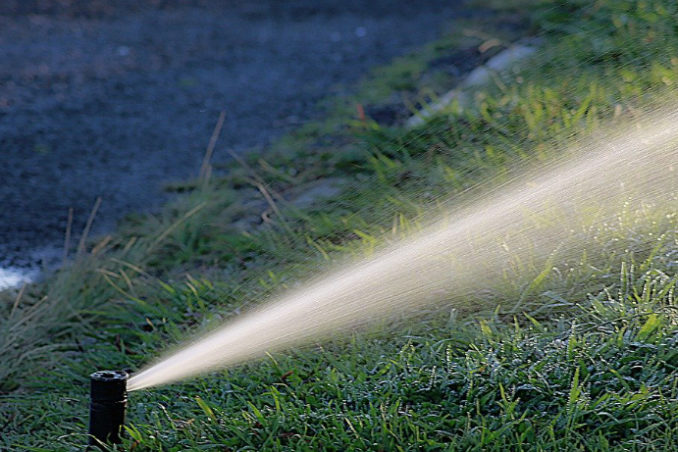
(128, 109, 678, 391)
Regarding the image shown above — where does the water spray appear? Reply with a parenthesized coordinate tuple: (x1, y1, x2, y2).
(126, 108, 678, 391)
(88, 370, 128, 449)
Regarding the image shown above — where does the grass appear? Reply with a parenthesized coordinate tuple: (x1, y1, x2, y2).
(2, 0, 678, 450)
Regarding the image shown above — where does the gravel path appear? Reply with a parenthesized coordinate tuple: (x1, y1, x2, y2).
(0, 0, 466, 274)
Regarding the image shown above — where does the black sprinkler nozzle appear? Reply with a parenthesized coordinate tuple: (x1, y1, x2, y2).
(88, 370, 128, 448)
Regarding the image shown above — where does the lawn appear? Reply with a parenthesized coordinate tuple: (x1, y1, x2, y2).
(1, 0, 677, 450)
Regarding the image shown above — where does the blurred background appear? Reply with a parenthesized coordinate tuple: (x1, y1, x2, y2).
(0, 0, 462, 276)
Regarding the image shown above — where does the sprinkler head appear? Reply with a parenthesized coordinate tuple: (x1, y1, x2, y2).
(88, 370, 128, 449)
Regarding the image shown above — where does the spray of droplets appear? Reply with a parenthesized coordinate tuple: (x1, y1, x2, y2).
(128, 108, 678, 391)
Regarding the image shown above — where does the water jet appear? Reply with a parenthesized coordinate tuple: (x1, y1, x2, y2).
(127, 108, 678, 392)
(88, 370, 128, 449)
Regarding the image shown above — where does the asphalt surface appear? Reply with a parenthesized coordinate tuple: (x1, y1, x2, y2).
(0, 0, 466, 271)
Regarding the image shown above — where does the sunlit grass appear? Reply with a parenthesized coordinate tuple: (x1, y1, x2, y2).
(2, 0, 678, 450)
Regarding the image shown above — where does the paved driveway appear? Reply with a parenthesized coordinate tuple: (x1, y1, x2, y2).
(0, 0, 465, 273)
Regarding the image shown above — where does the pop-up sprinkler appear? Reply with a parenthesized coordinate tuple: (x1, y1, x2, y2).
(88, 370, 128, 449)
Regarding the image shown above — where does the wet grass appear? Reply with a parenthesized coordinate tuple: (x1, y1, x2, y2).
(2, 0, 678, 450)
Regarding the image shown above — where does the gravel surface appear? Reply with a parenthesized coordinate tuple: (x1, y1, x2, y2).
(0, 0, 466, 271)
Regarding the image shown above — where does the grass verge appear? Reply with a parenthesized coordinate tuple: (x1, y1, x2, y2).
(2, 1, 678, 450)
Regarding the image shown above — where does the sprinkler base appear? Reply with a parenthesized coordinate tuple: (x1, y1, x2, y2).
(88, 370, 128, 449)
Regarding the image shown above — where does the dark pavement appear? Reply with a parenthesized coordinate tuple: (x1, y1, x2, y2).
(0, 0, 465, 270)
